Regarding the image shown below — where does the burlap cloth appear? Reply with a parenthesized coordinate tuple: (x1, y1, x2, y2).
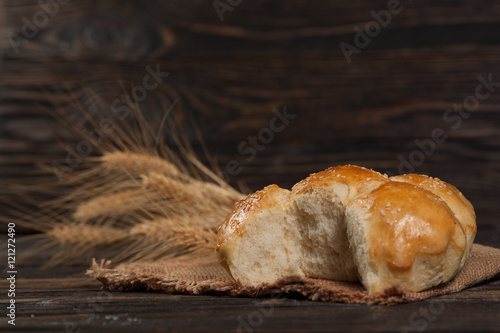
(87, 244, 500, 305)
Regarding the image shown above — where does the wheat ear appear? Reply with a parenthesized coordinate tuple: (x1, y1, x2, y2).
(8, 91, 246, 266)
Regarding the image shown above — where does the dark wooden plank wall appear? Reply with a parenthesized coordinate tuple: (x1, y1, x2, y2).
(2, 2, 500, 332)
(1, 271, 499, 332)
(1, 0, 500, 250)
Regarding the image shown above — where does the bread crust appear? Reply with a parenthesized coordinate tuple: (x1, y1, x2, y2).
(390, 174, 476, 257)
(291, 165, 389, 200)
(215, 165, 476, 294)
(215, 185, 290, 276)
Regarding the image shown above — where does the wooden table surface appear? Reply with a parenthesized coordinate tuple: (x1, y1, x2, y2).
(1, 247, 499, 333)
(2, 0, 500, 331)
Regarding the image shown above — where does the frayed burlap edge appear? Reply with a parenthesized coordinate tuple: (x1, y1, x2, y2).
(86, 244, 500, 305)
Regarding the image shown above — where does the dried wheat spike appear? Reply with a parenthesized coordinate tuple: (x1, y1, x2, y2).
(142, 172, 243, 208)
(171, 226, 217, 251)
(46, 224, 129, 247)
(19, 223, 132, 267)
(73, 188, 152, 221)
(101, 151, 187, 180)
(129, 214, 222, 240)
(10, 91, 248, 267)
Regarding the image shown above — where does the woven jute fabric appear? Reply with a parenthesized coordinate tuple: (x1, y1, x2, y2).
(87, 244, 500, 305)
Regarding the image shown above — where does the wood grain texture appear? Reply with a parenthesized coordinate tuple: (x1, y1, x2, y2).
(2, 0, 500, 244)
(1, 2, 500, 330)
(0, 264, 499, 332)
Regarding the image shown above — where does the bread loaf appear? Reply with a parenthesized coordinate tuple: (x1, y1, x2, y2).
(215, 165, 476, 294)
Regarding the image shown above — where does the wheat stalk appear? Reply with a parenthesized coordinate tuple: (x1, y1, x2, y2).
(73, 188, 152, 222)
(100, 151, 187, 180)
(9, 91, 246, 267)
(17, 223, 131, 267)
(171, 226, 217, 251)
(46, 223, 129, 247)
(142, 172, 243, 208)
(128, 213, 222, 237)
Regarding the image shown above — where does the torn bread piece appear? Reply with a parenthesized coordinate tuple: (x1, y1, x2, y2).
(216, 165, 476, 294)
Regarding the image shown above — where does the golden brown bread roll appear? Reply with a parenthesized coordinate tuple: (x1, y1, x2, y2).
(215, 165, 476, 294)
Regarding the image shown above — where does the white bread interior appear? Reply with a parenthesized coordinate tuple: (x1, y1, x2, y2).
(216, 165, 476, 294)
